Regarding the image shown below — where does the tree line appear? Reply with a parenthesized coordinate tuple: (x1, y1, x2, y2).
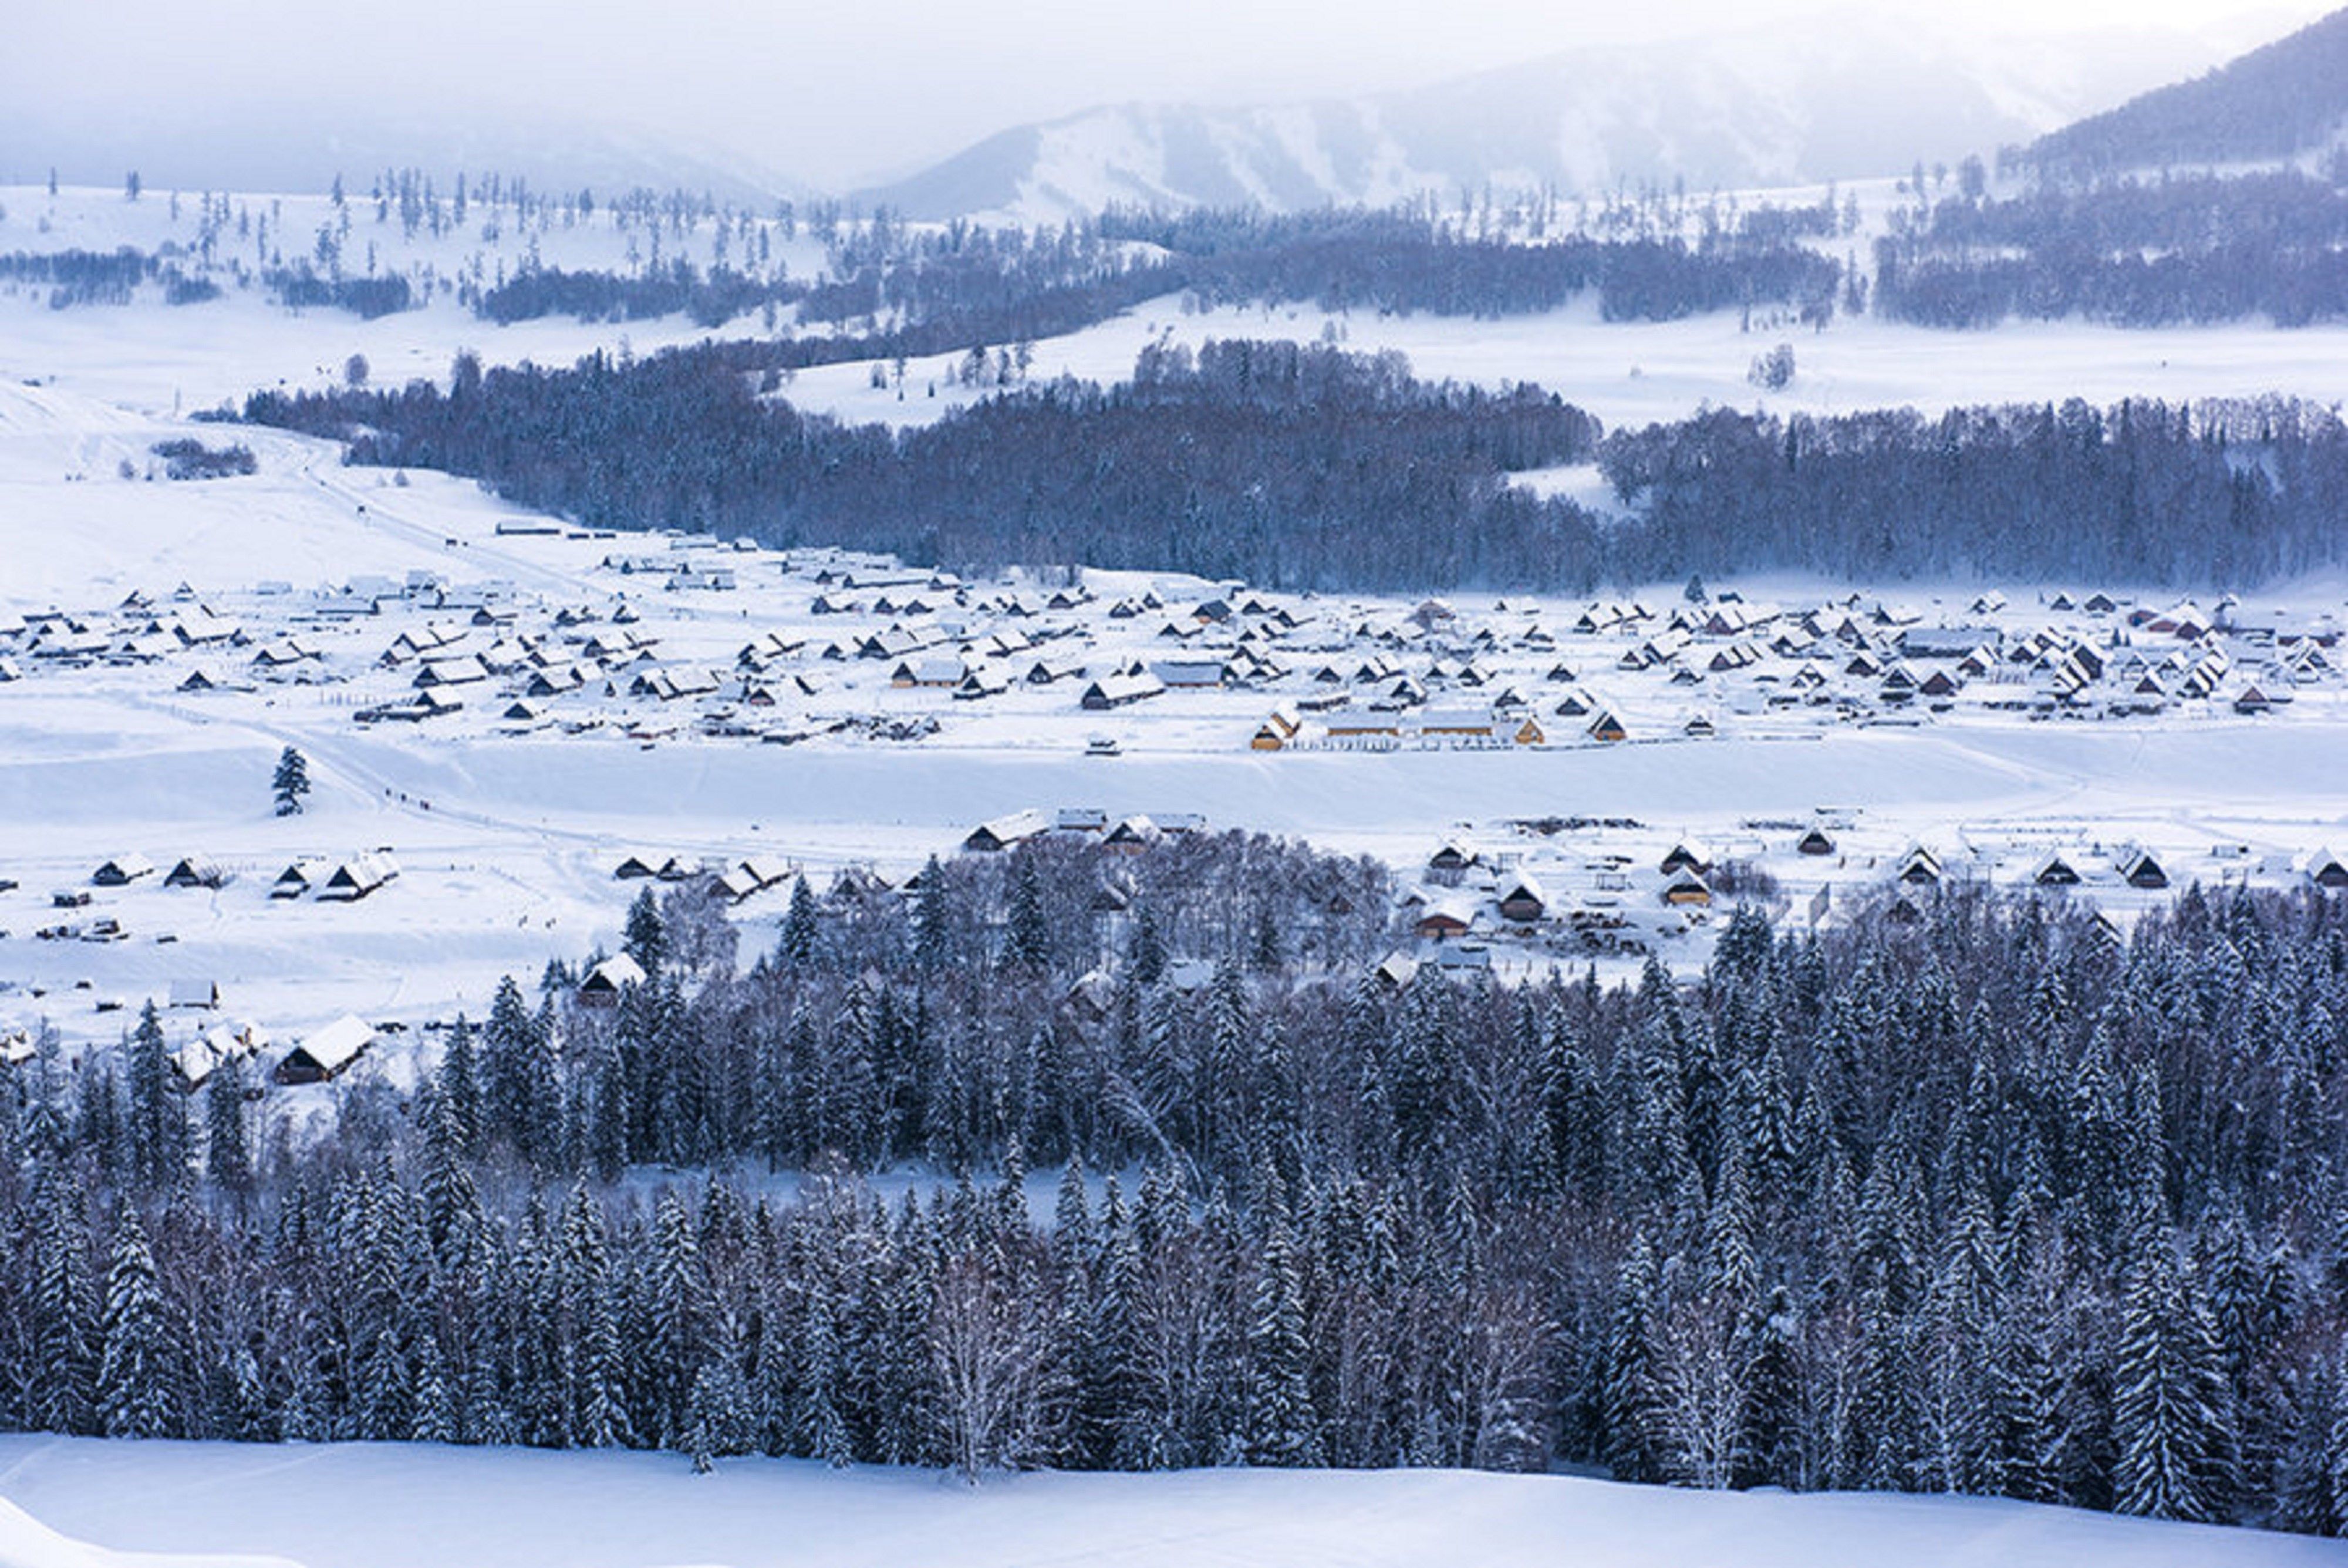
(245, 336, 2348, 590)
(1598, 394, 2348, 585)
(4, 832, 2348, 1526)
(1876, 170, 2348, 328)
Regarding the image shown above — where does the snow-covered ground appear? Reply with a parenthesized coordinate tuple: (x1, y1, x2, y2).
(1, 1436, 2341, 1568)
(773, 288, 2348, 440)
(8, 179, 2348, 440)
(4, 362, 2347, 1060)
(6, 168, 2348, 1568)
(5, 174, 2347, 1095)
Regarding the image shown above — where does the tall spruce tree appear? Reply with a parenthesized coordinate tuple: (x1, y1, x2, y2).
(205, 1058, 251, 1192)
(2114, 1229, 2236, 1522)
(96, 1208, 176, 1438)
(123, 1002, 185, 1192)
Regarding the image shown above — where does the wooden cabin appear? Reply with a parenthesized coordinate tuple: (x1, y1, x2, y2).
(579, 953, 648, 1006)
(1662, 872, 1713, 908)
(274, 1015, 377, 1085)
(1497, 874, 1547, 924)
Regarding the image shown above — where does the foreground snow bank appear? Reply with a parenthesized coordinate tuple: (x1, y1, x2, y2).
(0, 1498, 300, 1568)
(0, 1437, 2339, 1568)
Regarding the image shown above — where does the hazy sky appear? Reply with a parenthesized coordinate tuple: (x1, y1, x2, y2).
(5, 0, 2334, 188)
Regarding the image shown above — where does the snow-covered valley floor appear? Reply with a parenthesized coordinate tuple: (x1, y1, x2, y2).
(1, 1436, 2343, 1568)
(8, 171, 2348, 1568)
(4, 359, 2347, 1066)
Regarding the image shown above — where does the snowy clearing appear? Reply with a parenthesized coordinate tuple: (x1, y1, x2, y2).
(0, 1437, 2340, 1568)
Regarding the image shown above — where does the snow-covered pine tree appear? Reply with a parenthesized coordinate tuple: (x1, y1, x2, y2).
(1004, 854, 1051, 973)
(780, 876, 820, 966)
(1244, 1195, 1318, 1466)
(1125, 901, 1165, 987)
(96, 1208, 176, 1438)
(2113, 1228, 2237, 1522)
(561, 1183, 628, 1449)
(590, 1037, 631, 1183)
(29, 1175, 96, 1434)
(271, 745, 311, 815)
(646, 1191, 707, 1449)
(436, 1013, 483, 1157)
(691, 1319, 758, 1472)
(123, 1000, 186, 1192)
(205, 1057, 251, 1192)
(1604, 1230, 1668, 1483)
(623, 885, 667, 977)
(413, 1332, 458, 1445)
(913, 855, 950, 972)
(1739, 1284, 1805, 1489)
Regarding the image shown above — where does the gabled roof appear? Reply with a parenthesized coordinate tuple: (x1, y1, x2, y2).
(285, 1014, 376, 1077)
(582, 953, 648, 993)
(964, 809, 1051, 851)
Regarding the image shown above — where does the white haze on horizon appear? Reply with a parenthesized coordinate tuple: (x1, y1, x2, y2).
(2, 0, 2332, 193)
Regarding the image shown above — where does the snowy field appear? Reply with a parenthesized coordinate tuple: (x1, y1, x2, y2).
(1, 1436, 2342, 1568)
(772, 289, 2348, 441)
(8, 180, 2348, 440)
(4, 175, 2347, 1088)
(4, 361, 2348, 1063)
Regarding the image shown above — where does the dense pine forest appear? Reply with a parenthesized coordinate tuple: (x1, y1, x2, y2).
(1877, 169, 2348, 328)
(5, 830, 2348, 1529)
(243, 336, 2348, 591)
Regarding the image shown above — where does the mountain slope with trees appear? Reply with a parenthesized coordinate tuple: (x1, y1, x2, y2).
(2027, 6, 2348, 177)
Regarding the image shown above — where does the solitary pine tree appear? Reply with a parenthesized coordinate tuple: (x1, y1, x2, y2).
(272, 746, 311, 815)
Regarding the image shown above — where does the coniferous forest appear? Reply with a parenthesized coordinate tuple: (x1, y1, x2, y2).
(243, 338, 2348, 591)
(6, 831, 2348, 1528)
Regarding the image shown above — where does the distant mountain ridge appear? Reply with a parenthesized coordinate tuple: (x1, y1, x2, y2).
(0, 102, 808, 207)
(858, 18, 2231, 221)
(2027, 5, 2348, 175)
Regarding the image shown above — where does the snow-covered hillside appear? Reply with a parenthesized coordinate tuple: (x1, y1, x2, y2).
(12, 177, 2348, 444)
(0, 183, 829, 415)
(861, 16, 2233, 222)
(1, 1436, 2340, 1568)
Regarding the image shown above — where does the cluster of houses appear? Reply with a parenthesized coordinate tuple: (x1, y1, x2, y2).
(1231, 588, 2343, 751)
(48, 849, 399, 913)
(12, 532, 2340, 768)
(961, 807, 1209, 855)
(1389, 818, 2348, 967)
(0, 589, 245, 686)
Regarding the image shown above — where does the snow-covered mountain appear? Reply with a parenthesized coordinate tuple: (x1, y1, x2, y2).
(861, 17, 2239, 221)
(2029, 4, 2348, 174)
(0, 100, 808, 207)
